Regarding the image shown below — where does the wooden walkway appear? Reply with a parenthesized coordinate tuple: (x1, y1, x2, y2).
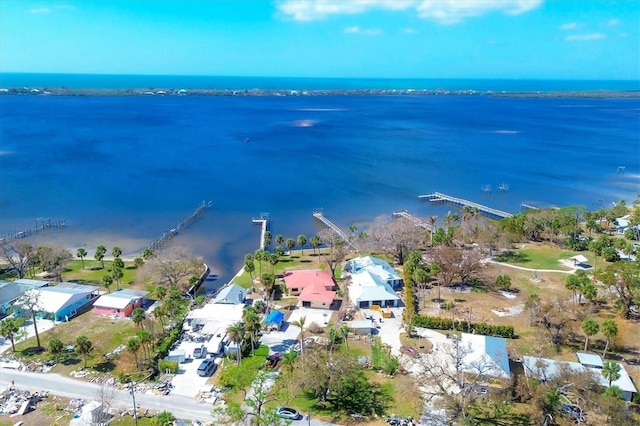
(312, 210, 357, 250)
(148, 200, 212, 251)
(418, 192, 512, 219)
(252, 212, 270, 250)
(0, 218, 66, 244)
(392, 210, 435, 232)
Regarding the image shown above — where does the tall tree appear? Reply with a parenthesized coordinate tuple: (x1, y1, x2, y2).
(76, 334, 93, 369)
(275, 234, 285, 247)
(0, 242, 34, 279)
(127, 337, 141, 370)
(102, 274, 113, 293)
(95, 245, 107, 269)
(602, 360, 621, 387)
(310, 235, 322, 256)
(291, 316, 307, 365)
(137, 329, 152, 362)
(112, 267, 123, 290)
(263, 231, 272, 250)
(15, 290, 42, 349)
(581, 318, 599, 351)
(132, 308, 146, 329)
(76, 248, 88, 269)
(297, 234, 307, 256)
(142, 248, 154, 260)
(0, 318, 20, 352)
(143, 246, 203, 291)
(601, 319, 618, 358)
(285, 238, 296, 254)
(227, 322, 245, 364)
(111, 246, 122, 259)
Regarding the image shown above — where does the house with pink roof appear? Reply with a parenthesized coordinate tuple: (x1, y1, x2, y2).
(283, 269, 337, 309)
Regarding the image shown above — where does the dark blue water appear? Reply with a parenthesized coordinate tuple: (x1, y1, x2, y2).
(1, 92, 638, 287)
(1, 73, 639, 91)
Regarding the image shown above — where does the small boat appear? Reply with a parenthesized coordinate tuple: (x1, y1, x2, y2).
(245, 137, 251, 142)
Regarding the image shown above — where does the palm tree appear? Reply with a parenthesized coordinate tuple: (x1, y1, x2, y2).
(244, 258, 256, 281)
(581, 318, 599, 351)
(142, 248, 154, 260)
(0, 317, 20, 352)
(137, 329, 152, 362)
(95, 245, 107, 269)
(263, 231, 272, 250)
(297, 235, 307, 256)
(112, 246, 122, 258)
(113, 257, 125, 270)
(565, 274, 582, 306)
(602, 361, 621, 387)
(134, 257, 144, 268)
(127, 337, 141, 370)
(76, 248, 87, 269)
(268, 253, 279, 274)
(112, 267, 123, 290)
(291, 316, 307, 365)
(227, 322, 245, 364)
(339, 325, 351, 350)
(286, 238, 296, 255)
(242, 308, 261, 354)
(428, 215, 438, 244)
(310, 235, 322, 256)
(132, 308, 146, 329)
(276, 234, 285, 247)
(49, 338, 64, 363)
(601, 319, 618, 358)
(75, 335, 93, 369)
(154, 285, 167, 301)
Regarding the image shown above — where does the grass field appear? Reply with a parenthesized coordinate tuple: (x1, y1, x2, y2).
(493, 244, 578, 270)
(61, 259, 140, 289)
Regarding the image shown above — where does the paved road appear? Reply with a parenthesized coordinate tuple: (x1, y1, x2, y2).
(0, 367, 215, 423)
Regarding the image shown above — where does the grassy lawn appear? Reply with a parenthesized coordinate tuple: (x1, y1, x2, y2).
(493, 244, 577, 270)
(12, 311, 145, 376)
(214, 345, 270, 404)
(61, 260, 140, 288)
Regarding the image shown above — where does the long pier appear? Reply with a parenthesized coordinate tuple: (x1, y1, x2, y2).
(419, 192, 512, 219)
(392, 210, 436, 232)
(0, 218, 66, 244)
(312, 210, 356, 250)
(148, 200, 212, 251)
(252, 212, 270, 250)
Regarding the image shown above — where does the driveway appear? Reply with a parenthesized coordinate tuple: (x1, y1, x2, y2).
(360, 307, 405, 356)
(259, 322, 300, 354)
(169, 340, 222, 397)
(0, 317, 56, 355)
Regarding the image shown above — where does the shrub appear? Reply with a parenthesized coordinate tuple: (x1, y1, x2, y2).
(158, 360, 179, 374)
(412, 315, 515, 338)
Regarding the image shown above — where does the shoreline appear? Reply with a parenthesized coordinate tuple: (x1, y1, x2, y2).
(1, 86, 639, 99)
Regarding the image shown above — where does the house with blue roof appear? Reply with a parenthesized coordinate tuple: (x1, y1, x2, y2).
(0, 278, 48, 316)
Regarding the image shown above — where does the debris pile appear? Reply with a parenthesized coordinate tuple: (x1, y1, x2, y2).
(0, 388, 48, 416)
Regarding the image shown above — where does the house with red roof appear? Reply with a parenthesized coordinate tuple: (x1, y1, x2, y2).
(283, 269, 337, 309)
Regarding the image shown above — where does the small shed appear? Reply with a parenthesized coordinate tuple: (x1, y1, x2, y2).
(264, 310, 285, 331)
(349, 320, 372, 335)
(166, 349, 186, 363)
(570, 255, 589, 266)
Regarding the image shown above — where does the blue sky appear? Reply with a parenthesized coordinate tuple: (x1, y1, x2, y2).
(1, 0, 638, 79)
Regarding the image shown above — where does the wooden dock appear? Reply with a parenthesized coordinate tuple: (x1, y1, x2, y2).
(312, 210, 356, 250)
(418, 192, 512, 219)
(392, 210, 435, 232)
(252, 212, 270, 250)
(148, 200, 212, 251)
(0, 218, 66, 244)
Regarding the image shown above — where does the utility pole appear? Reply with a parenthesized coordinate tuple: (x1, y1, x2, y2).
(129, 383, 139, 426)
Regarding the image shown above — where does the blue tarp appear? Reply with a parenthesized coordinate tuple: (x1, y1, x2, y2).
(264, 310, 284, 324)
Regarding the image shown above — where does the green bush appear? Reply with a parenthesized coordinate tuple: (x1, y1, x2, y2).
(158, 360, 179, 374)
(412, 315, 515, 338)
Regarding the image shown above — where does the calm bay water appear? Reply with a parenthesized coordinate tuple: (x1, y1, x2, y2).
(1, 76, 639, 289)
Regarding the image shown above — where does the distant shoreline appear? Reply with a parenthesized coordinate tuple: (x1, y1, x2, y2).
(1, 87, 639, 99)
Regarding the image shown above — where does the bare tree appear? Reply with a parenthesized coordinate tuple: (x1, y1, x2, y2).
(414, 337, 506, 423)
(365, 215, 427, 264)
(15, 290, 43, 349)
(37, 246, 72, 282)
(141, 246, 204, 291)
(431, 245, 483, 288)
(0, 241, 35, 279)
(91, 381, 117, 425)
(318, 229, 349, 277)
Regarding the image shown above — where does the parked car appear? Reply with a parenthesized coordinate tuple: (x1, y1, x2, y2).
(197, 358, 217, 377)
(275, 407, 300, 420)
(193, 345, 207, 359)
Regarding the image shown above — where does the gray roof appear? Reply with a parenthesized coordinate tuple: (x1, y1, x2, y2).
(212, 284, 247, 305)
(576, 352, 603, 368)
(0, 279, 48, 306)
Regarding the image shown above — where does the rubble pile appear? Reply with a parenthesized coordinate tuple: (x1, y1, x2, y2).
(0, 388, 48, 416)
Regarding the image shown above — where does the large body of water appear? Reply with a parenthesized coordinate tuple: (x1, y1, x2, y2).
(1, 75, 639, 289)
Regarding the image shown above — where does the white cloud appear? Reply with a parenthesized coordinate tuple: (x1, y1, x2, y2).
(276, 0, 543, 24)
(403, 27, 418, 34)
(560, 22, 578, 30)
(607, 18, 619, 26)
(565, 33, 606, 41)
(344, 26, 382, 35)
(28, 7, 52, 14)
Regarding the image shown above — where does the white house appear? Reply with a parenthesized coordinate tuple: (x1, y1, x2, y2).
(345, 256, 402, 289)
(348, 271, 400, 309)
(459, 333, 511, 379)
(15, 282, 99, 322)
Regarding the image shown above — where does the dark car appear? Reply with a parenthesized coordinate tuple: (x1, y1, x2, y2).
(197, 358, 217, 377)
(275, 407, 300, 420)
(266, 353, 281, 369)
